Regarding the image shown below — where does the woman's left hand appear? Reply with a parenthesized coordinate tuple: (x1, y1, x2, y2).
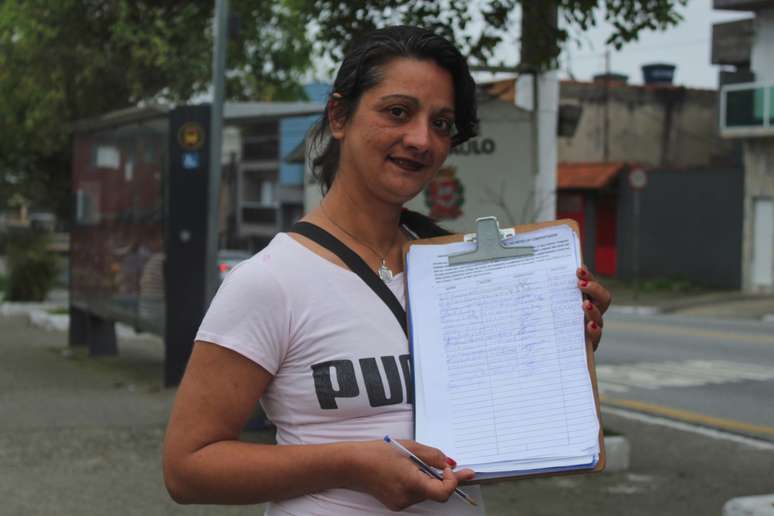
(577, 266, 612, 351)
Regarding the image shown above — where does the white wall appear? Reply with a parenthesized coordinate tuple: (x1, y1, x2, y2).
(741, 6, 774, 293)
(751, 8, 774, 82)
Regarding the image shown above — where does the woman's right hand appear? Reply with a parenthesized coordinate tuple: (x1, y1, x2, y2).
(348, 439, 475, 511)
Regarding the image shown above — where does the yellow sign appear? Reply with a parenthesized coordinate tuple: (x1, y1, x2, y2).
(178, 122, 205, 150)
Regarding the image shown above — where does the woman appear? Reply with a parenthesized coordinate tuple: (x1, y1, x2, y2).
(163, 25, 611, 515)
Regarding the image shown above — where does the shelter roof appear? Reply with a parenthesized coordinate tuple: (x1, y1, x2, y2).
(224, 101, 324, 122)
(557, 162, 627, 189)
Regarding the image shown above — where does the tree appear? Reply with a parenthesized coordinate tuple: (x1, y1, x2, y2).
(296, 0, 688, 71)
(0, 0, 688, 220)
(0, 0, 312, 219)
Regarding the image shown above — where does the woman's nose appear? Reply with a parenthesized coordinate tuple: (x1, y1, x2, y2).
(402, 119, 431, 151)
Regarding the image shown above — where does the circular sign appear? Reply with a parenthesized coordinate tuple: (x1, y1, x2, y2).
(178, 122, 205, 150)
(628, 168, 648, 190)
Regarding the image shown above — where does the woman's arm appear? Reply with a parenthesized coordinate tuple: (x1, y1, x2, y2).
(163, 341, 474, 510)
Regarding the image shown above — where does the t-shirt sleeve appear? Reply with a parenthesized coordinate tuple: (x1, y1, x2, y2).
(195, 259, 289, 375)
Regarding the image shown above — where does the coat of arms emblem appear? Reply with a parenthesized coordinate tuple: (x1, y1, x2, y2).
(425, 167, 464, 220)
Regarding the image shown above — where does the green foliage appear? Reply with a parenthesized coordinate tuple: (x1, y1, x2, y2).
(0, 0, 687, 220)
(0, 0, 312, 219)
(5, 229, 60, 302)
(295, 0, 688, 71)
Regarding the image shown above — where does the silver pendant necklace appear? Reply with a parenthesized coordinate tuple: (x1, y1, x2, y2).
(377, 261, 394, 283)
(320, 202, 399, 283)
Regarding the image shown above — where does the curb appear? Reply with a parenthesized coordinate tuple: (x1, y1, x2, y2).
(611, 304, 774, 323)
(608, 305, 661, 316)
(0, 302, 63, 317)
(656, 292, 770, 313)
(603, 435, 630, 473)
(722, 494, 774, 515)
(0, 303, 155, 342)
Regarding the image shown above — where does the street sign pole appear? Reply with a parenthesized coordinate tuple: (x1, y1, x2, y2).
(628, 168, 648, 303)
(206, 0, 228, 306)
(633, 189, 640, 302)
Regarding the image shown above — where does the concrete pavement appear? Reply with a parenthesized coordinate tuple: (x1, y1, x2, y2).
(3, 308, 774, 515)
(603, 279, 774, 321)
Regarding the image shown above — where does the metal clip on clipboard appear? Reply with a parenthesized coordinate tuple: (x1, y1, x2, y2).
(448, 216, 535, 265)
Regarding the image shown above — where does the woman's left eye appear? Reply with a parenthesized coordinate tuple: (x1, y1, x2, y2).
(433, 118, 454, 134)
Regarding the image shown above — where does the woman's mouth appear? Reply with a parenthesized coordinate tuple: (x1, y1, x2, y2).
(388, 156, 425, 172)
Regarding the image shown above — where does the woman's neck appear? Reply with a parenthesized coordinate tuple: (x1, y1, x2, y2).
(319, 181, 403, 249)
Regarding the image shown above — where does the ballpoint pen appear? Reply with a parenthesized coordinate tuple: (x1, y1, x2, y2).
(384, 435, 477, 507)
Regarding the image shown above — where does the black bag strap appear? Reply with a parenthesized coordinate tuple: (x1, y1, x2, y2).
(290, 221, 408, 336)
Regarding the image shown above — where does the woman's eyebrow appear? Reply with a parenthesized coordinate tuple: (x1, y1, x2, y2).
(379, 94, 455, 116)
(379, 94, 419, 106)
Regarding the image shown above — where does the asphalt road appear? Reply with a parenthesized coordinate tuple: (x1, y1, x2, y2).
(597, 313, 774, 442)
(3, 312, 774, 516)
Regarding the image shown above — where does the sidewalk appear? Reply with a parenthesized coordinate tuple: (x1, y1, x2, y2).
(3, 313, 774, 515)
(602, 279, 774, 321)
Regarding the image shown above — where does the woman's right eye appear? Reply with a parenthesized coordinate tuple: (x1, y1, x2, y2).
(387, 106, 409, 120)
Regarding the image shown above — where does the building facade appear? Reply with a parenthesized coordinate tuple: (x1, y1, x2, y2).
(714, 0, 774, 293)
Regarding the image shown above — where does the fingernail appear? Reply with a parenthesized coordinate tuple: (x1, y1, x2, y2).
(446, 457, 457, 468)
(591, 322, 599, 330)
(580, 269, 587, 277)
(585, 301, 593, 310)
(580, 280, 588, 287)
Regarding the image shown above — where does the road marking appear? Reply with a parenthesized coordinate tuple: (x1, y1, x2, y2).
(602, 406, 774, 451)
(605, 320, 774, 345)
(600, 396, 774, 438)
(597, 359, 774, 393)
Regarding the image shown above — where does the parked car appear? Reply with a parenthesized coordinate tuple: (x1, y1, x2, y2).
(218, 249, 252, 282)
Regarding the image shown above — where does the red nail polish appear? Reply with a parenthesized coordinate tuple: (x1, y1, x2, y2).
(585, 302, 593, 311)
(580, 280, 588, 287)
(580, 269, 587, 277)
(591, 322, 599, 330)
(446, 457, 457, 468)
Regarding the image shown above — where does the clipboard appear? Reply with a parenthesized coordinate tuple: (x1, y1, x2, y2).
(402, 216, 606, 482)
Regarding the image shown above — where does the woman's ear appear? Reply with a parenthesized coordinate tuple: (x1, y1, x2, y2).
(328, 93, 346, 140)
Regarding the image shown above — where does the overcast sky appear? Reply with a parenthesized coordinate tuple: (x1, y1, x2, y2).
(479, 0, 753, 90)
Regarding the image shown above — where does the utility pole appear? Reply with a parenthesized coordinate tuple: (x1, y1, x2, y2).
(603, 49, 611, 162)
(205, 0, 228, 305)
(517, 0, 559, 222)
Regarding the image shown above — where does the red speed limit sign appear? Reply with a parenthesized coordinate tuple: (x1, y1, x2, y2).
(628, 167, 648, 190)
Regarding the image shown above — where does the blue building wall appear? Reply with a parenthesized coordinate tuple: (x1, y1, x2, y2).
(279, 83, 330, 185)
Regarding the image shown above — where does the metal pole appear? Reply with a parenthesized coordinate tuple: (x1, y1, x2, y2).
(205, 0, 228, 306)
(603, 49, 610, 162)
(633, 190, 640, 302)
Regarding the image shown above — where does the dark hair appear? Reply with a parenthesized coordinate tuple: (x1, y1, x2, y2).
(310, 25, 479, 194)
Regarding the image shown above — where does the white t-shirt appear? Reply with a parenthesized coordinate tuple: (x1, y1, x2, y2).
(196, 233, 482, 515)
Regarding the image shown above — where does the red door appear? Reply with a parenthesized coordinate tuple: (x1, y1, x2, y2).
(595, 195, 617, 277)
(557, 193, 585, 243)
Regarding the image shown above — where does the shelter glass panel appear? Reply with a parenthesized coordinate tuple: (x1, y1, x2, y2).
(71, 116, 167, 334)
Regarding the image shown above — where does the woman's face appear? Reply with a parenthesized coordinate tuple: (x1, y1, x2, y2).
(331, 57, 456, 205)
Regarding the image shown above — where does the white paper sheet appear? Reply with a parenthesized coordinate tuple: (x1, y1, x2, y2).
(407, 225, 599, 474)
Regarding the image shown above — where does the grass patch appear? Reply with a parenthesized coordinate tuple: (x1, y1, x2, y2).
(46, 306, 69, 315)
